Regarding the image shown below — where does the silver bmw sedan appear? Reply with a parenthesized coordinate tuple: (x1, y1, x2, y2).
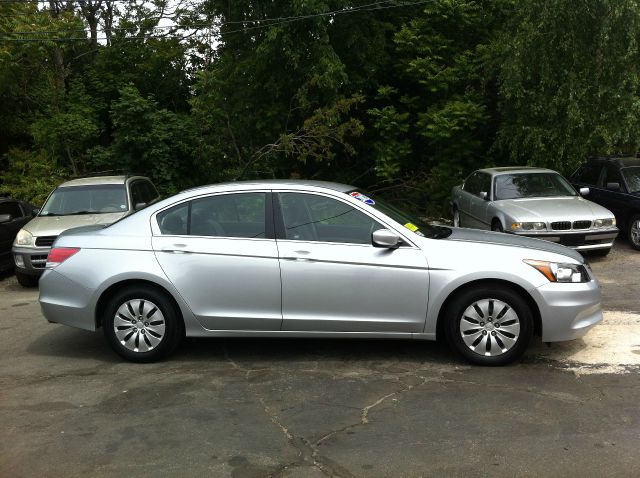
(39, 180, 603, 365)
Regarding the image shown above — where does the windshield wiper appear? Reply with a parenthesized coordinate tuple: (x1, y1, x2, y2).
(65, 210, 94, 215)
(39, 212, 60, 217)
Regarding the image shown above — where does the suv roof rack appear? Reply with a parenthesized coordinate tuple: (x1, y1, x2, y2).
(71, 170, 146, 179)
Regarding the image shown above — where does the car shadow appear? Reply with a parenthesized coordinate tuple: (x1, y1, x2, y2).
(27, 324, 461, 366)
(26, 326, 122, 363)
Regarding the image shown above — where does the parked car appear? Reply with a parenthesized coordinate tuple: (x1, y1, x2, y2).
(451, 167, 618, 255)
(39, 180, 602, 366)
(0, 198, 38, 272)
(570, 156, 640, 250)
(12, 174, 159, 287)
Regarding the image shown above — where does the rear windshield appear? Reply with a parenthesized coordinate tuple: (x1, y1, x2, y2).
(494, 173, 577, 200)
(40, 185, 128, 216)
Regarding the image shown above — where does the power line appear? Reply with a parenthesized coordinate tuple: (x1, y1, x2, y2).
(0, 0, 428, 41)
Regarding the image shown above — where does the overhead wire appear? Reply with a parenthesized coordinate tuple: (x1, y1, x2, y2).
(0, 0, 429, 42)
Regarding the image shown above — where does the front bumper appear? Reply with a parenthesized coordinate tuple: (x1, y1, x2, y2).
(531, 276, 603, 342)
(513, 228, 618, 251)
(12, 245, 51, 277)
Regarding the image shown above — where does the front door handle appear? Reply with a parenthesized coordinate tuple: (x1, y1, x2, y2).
(161, 244, 192, 254)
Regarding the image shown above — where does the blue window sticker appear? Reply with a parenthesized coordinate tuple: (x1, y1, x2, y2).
(349, 191, 375, 205)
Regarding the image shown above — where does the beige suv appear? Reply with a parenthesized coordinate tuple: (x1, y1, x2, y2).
(12, 174, 159, 287)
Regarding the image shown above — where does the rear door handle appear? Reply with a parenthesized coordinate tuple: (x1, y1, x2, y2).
(282, 250, 314, 261)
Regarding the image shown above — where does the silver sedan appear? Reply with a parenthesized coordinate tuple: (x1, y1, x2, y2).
(39, 180, 603, 365)
(451, 167, 619, 255)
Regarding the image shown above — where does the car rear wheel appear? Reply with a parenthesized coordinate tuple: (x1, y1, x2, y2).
(103, 286, 182, 362)
(628, 214, 640, 250)
(444, 285, 533, 366)
(15, 271, 38, 288)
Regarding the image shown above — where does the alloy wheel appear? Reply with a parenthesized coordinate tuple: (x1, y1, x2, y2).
(114, 299, 166, 353)
(459, 298, 520, 357)
(631, 219, 640, 247)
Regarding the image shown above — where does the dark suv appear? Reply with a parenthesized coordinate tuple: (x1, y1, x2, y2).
(570, 157, 640, 249)
(0, 198, 38, 272)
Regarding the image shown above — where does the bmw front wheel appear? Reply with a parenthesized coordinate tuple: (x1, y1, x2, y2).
(444, 285, 533, 366)
(103, 286, 183, 362)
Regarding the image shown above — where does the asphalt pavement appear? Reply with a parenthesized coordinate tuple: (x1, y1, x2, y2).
(1, 241, 639, 477)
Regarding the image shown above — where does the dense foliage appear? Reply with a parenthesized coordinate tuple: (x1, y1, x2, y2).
(1, 0, 639, 215)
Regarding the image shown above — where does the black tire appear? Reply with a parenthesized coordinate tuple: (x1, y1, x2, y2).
(16, 271, 38, 288)
(103, 286, 183, 362)
(444, 285, 533, 366)
(491, 220, 504, 232)
(627, 214, 640, 250)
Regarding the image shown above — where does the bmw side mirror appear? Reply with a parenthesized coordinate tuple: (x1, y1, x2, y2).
(32, 208, 40, 217)
(134, 202, 147, 211)
(579, 187, 590, 196)
(606, 182, 621, 191)
(372, 229, 402, 249)
(479, 191, 489, 201)
(0, 213, 11, 224)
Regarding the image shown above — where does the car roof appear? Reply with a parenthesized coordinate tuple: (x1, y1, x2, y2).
(57, 175, 147, 187)
(477, 167, 558, 176)
(587, 156, 640, 168)
(182, 179, 356, 194)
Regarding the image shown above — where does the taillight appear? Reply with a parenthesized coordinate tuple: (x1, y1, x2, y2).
(46, 247, 80, 268)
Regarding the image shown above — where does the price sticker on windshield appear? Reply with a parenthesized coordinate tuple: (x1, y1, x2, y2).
(350, 192, 375, 205)
(404, 222, 419, 232)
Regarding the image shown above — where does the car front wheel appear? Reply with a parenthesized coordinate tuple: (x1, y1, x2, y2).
(628, 214, 640, 250)
(452, 208, 460, 227)
(444, 285, 533, 366)
(103, 286, 182, 362)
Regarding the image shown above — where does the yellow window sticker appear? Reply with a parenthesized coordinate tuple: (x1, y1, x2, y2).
(404, 222, 419, 232)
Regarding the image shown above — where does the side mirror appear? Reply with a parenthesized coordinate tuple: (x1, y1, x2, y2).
(0, 213, 11, 224)
(479, 191, 489, 201)
(372, 229, 402, 249)
(606, 182, 620, 191)
(32, 208, 40, 217)
(134, 202, 147, 211)
(579, 187, 590, 196)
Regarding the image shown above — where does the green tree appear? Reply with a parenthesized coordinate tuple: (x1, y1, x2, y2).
(496, 0, 640, 173)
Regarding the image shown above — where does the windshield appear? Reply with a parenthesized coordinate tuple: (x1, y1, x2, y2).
(40, 185, 128, 216)
(494, 173, 577, 200)
(622, 167, 640, 193)
(345, 190, 450, 239)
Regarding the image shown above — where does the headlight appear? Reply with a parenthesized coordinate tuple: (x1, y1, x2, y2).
(14, 229, 34, 247)
(524, 259, 590, 283)
(593, 218, 616, 228)
(511, 222, 546, 231)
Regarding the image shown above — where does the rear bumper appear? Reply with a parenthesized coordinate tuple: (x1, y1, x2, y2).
(12, 246, 50, 277)
(513, 228, 618, 251)
(531, 277, 603, 342)
(39, 269, 96, 331)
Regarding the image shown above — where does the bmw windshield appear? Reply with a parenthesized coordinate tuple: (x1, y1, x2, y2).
(494, 173, 577, 200)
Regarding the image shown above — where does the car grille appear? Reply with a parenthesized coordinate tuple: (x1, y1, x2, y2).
(573, 220, 592, 230)
(550, 221, 592, 231)
(35, 236, 57, 247)
(551, 221, 571, 230)
(30, 255, 48, 269)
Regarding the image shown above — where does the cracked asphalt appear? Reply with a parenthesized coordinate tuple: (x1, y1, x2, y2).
(1, 241, 640, 477)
